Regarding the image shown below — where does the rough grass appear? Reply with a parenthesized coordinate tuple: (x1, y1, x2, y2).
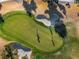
(1, 11, 63, 52)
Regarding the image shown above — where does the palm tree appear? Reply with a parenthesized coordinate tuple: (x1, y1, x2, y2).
(76, 0, 79, 3)
(4, 46, 14, 59)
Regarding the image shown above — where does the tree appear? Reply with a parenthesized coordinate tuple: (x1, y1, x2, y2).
(4, 45, 14, 59)
(76, 0, 79, 3)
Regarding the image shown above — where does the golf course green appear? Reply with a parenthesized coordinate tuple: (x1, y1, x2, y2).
(1, 11, 63, 52)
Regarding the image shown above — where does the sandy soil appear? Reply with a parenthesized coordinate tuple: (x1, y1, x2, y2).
(0, 0, 49, 16)
(70, 49, 79, 59)
(66, 4, 79, 37)
(66, 4, 79, 22)
(0, 1, 24, 15)
(0, 0, 79, 18)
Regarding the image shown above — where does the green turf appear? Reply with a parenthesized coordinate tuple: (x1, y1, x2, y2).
(1, 11, 63, 52)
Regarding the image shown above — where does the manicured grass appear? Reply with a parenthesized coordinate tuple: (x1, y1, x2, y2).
(1, 11, 63, 52)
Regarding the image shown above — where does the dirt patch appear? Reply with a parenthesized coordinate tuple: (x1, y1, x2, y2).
(70, 49, 79, 59)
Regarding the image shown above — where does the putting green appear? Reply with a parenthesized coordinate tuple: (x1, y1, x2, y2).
(2, 11, 63, 52)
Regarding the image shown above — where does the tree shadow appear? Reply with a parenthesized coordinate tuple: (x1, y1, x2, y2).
(0, 3, 2, 10)
(77, 4, 79, 7)
(66, 2, 71, 8)
(53, 0, 59, 4)
(23, 0, 37, 16)
(36, 28, 40, 43)
(58, 3, 67, 16)
(0, 14, 4, 23)
(45, 1, 67, 38)
(45, 2, 64, 19)
(54, 21, 67, 38)
(77, 13, 79, 16)
(36, 14, 49, 20)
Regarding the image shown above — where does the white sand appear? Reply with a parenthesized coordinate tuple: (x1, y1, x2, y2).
(18, 49, 32, 59)
(36, 18, 51, 26)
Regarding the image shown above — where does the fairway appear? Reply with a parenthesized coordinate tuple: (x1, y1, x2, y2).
(2, 11, 63, 52)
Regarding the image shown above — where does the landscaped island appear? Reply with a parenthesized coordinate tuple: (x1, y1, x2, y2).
(0, 11, 63, 52)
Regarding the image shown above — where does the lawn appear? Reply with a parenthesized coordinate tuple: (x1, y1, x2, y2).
(1, 11, 63, 52)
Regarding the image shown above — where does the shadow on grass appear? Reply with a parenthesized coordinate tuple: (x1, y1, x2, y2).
(45, 2, 67, 39)
(0, 14, 4, 23)
(36, 28, 40, 43)
(0, 3, 4, 23)
(58, 3, 67, 16)
(54, 21, 67, 39)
